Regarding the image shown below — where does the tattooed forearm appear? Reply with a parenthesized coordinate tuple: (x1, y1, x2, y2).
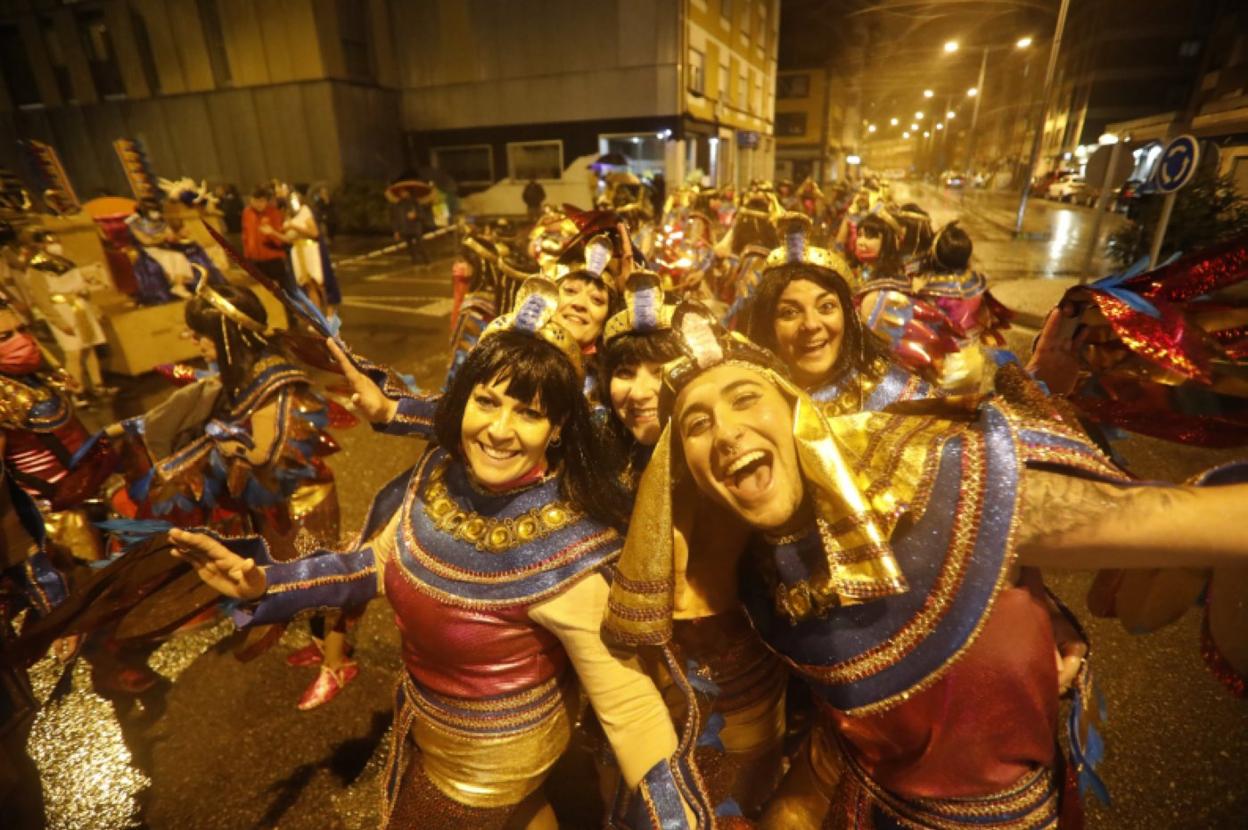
(1015, 469, 1247, 569)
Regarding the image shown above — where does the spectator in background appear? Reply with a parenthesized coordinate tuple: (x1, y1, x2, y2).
(216, 184, 244, 233)
(522, 178, 546, 222)
(311, 183, 336, 243)
(242, 187, 290, 288)
(391, 191, 430, 265)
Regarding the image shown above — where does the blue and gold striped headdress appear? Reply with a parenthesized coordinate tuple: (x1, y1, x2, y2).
(482, 276, 584, 378)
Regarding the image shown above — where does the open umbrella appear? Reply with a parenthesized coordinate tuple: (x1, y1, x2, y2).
(384, 179, 434, 204)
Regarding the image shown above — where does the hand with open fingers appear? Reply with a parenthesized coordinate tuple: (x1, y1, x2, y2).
(325, 338, 398, 424)
(169, 528, 267, 601)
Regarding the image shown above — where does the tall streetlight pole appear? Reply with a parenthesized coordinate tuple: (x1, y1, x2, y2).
(962, 48, 988, 176)
(1013, 0, 1072, 235)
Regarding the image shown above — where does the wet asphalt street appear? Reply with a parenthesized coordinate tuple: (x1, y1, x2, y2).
(23, 207, 1248, 829)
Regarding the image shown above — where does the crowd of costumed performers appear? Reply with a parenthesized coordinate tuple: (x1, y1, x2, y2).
(2, 175, 1247, 830)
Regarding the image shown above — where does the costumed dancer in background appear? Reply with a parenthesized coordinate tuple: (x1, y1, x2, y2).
(170, 282, 711, 829)
(910, 221, 1016, 393)
(601, 273, 789, 821)
(277, 182, 342, 316)
(608, 303, 1248, 830)
(714, 189, 781, 330)
(124, 199, 223, 304)
(105, 282, 356, 709)
(1, 448, 70, 830)
(22, 230, 115, 405)
(0, 298, 114, 565)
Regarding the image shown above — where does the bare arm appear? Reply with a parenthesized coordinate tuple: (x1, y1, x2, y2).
(1016, 469, 1248, 569)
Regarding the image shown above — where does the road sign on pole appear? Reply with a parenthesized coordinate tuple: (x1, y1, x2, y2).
(1149, 134, 1200, 268)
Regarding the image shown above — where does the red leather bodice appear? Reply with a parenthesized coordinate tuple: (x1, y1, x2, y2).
(384, 556, 569, 700)
(829, 580, 1059, 799)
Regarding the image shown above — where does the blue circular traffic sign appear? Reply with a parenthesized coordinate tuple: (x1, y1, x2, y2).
(1155, 135, 1199, 193)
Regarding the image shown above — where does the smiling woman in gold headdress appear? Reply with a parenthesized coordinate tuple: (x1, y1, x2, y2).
(169, 280, 711, 830)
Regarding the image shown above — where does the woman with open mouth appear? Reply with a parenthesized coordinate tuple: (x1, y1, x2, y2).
(606, 305, 1248, 830)
(168, 283, 707, 830)
(599, 272, 789, 819)
(747, 213, 939, 418)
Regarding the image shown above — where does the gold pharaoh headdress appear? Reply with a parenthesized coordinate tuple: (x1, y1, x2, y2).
(602, 271, 676, 345)
(765, 212, 857, 286)
(194, 276, 268, 334)
(481, 276, 585, 378)
(602, 308, 908, 646)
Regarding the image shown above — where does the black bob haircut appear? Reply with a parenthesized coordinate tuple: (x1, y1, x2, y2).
(433, 329, 628, 529)
(931, 221, 973, 272)
(745, 262, 891, 388)
(600, 328, 684, 388)
(184, 283, 272, 406)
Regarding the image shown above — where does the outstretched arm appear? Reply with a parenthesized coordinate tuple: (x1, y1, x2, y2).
(327, 337, 439, 437)
(1016, 470, 1248, 569)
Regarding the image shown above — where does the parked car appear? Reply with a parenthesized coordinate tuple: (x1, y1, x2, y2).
(1047, 174, 1089, 203)
(1032, 169, 1076, 198)
(942, 170, 965, 189)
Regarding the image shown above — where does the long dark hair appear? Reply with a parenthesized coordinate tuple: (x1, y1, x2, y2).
(434, 330, 628, 528)
(745, 262, 891, 388)
(852, 214, 904, 277)
(184, 284, 272, 405)
(599, 329, 684, 456)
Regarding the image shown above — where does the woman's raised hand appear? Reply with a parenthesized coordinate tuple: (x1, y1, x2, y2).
(169, 528, 267, 601)
(326, 338, 398, 425)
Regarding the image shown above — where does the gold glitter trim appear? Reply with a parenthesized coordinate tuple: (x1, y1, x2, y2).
(420, 459, 581, 554)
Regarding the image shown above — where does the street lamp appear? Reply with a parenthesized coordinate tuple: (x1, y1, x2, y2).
(944, 40, 959, 53)
(923, 131, 930, 138)
(903, 131, 910, 139)
(967, 87, 978, 97)
(915, 111, 924, 120)
(936, 123, 943, 130)
(910, 123, 918, 131)
(923, 89, 934, 98)
(868, 124, 877, 133)
(1016, 36, 1033, 49)
(947, 111, 956, 119)
(890, 117, 899, 126)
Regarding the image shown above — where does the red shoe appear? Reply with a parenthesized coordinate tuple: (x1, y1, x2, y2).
(297, 661, 359, 710)
(285, 640, 324, 668)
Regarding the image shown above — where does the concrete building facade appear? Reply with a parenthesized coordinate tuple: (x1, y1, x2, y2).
(0, 0, 777, 206)
(0, 0, 403, 198)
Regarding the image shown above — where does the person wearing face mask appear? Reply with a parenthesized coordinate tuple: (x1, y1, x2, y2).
(168, 280, 711, 830)
(607, 307, 1248, 830)
(104, 281, 353, 708)
(601, 273, 789, 820)
(23, 231, 114, 404)
(0, 298, 115, 563)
